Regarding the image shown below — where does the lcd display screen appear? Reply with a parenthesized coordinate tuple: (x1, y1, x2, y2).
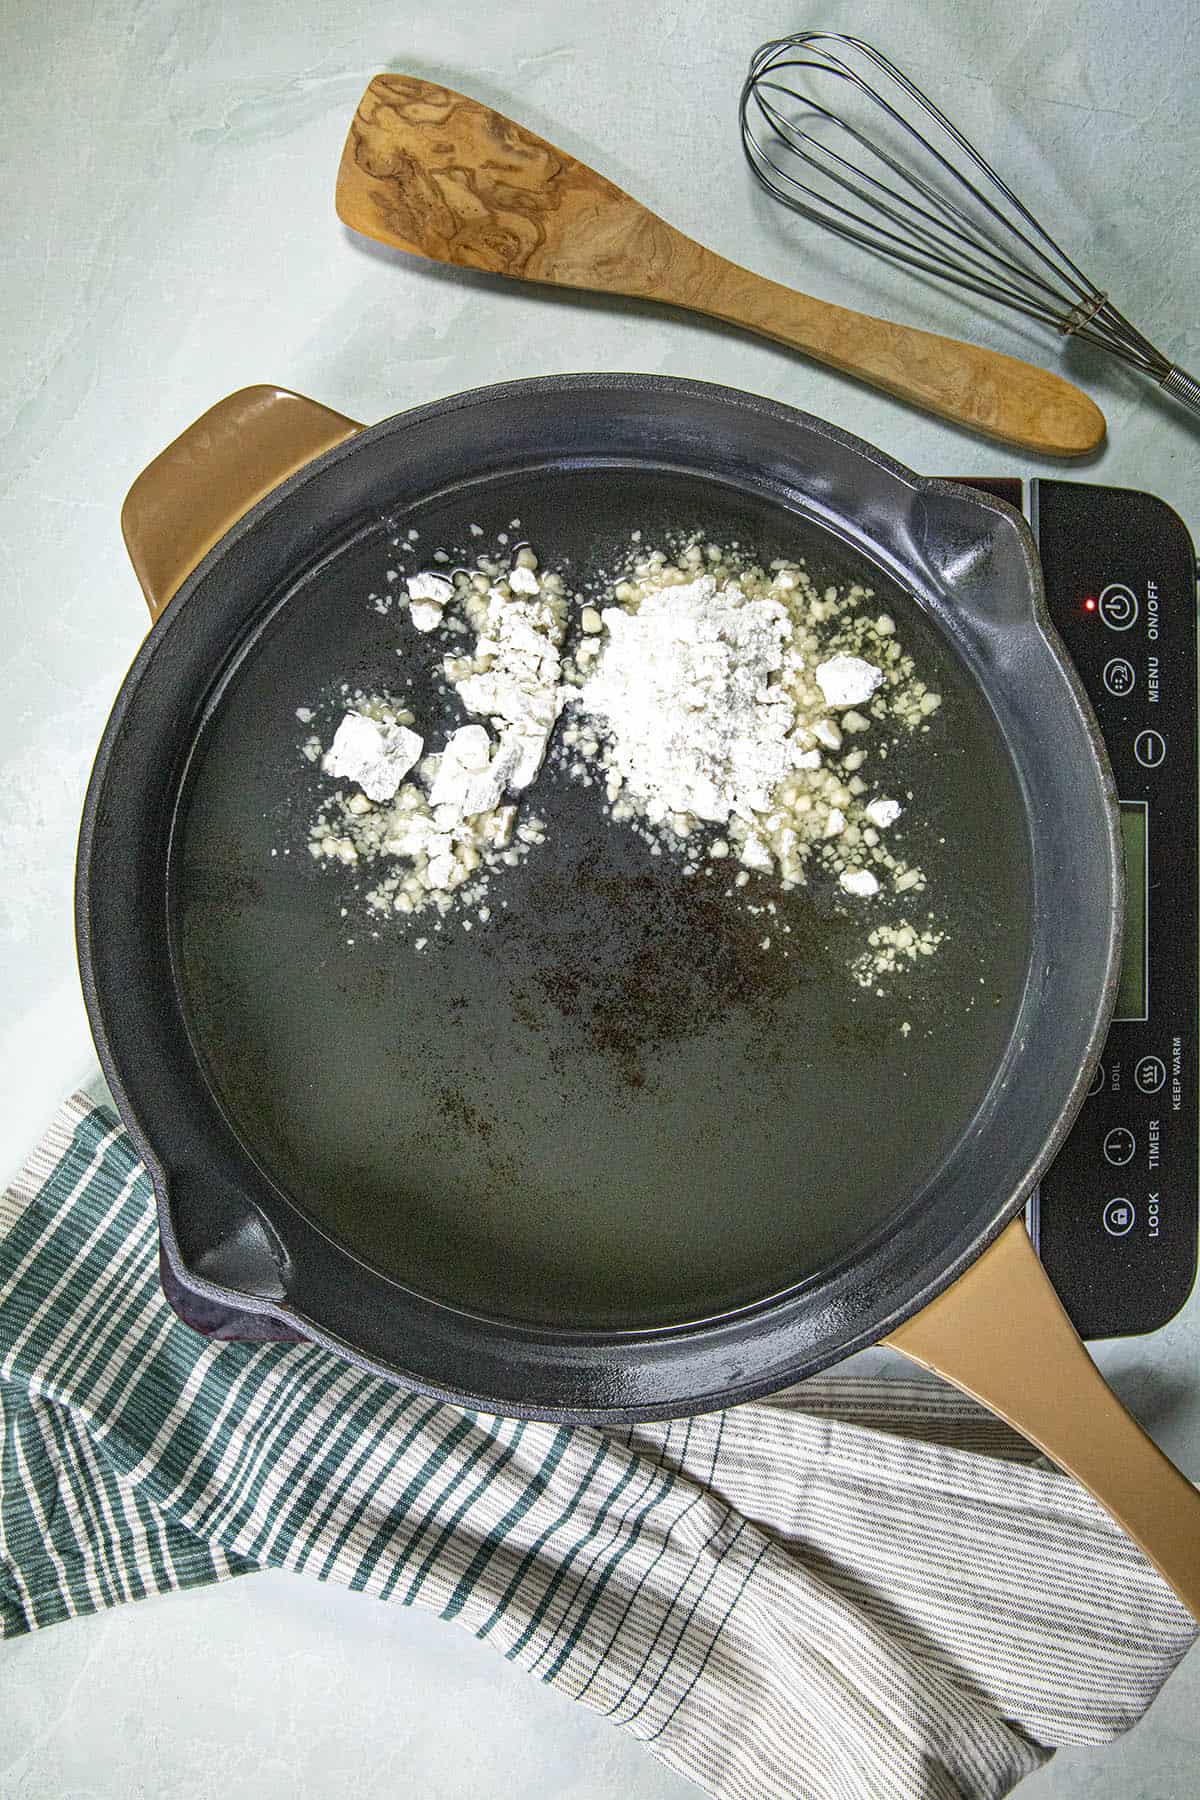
(1116, 802, 1148, 1022)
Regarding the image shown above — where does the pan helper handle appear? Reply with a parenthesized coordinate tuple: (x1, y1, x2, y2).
(121, 386, 362, 620)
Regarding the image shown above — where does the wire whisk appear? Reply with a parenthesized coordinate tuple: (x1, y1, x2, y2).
(740, 33, 1200, 419)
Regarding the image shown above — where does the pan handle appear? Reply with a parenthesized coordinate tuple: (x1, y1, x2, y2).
(120, 386, 362, 620)
(886, 1217, 1200, 1620)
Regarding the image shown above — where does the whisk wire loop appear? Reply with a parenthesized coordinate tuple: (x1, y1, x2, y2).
(741, 32, 1198, 411)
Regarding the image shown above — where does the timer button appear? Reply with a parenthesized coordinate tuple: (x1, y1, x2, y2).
(1135, 1055, 1166, 1094)
(1103, 1198, 1136, 1237)
(1102, 657, 1136, 697)
(1098, 583, 1139, 631)
(1133, 729, 1167, 767)
(1103, 1126, 1136, 1166)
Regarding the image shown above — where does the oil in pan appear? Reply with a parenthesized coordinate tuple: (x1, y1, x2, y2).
(174, 466, 1032, 1330)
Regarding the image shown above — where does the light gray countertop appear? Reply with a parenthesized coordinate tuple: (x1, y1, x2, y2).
(3, 1, 1198, 1794)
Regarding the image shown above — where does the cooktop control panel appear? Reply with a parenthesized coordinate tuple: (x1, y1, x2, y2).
(1026, 481, 1198, 1337)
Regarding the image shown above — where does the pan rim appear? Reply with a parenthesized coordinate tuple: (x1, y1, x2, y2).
(76, 373, 1122, 1418)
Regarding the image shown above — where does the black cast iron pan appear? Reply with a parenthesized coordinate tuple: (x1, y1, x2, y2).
(77, 376, 1200, 1613)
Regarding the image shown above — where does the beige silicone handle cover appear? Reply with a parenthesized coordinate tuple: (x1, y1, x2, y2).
(121, 387, 1199, 1620)
(887, 1218, 1200, 1618)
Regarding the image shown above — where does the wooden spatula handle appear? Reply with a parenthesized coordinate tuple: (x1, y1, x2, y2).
(690, 259, 1105, 456)
(336, 75, 1105, 458)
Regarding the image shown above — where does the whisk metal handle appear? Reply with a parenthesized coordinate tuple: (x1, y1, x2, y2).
(1160, 366, 1200, 419)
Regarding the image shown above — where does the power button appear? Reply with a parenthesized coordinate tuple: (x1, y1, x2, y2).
(1098, 583, 1139, 631)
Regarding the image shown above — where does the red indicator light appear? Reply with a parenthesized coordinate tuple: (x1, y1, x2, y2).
(1084, 597, 1097, 611)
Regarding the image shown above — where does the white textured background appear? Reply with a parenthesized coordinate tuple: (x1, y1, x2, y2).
(2, 0, 1198, 1794)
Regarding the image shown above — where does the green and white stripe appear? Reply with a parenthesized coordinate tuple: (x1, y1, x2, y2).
(1, 1096, 1194, 1800)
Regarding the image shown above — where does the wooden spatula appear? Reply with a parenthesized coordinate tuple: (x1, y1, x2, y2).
(336, 75, 1105, 457)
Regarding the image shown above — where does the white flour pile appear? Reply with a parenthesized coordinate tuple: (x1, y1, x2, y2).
(562, 540, 938, 904)
(297, 529, 946, 982)
(306, 545, 564, 917)
(574, 577, 795, 826)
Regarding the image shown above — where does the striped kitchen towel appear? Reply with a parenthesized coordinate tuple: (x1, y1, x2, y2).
(1, 1095, 1195, 1800)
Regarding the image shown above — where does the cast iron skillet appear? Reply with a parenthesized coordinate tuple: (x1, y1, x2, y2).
(77, 377, 1200, 1614)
